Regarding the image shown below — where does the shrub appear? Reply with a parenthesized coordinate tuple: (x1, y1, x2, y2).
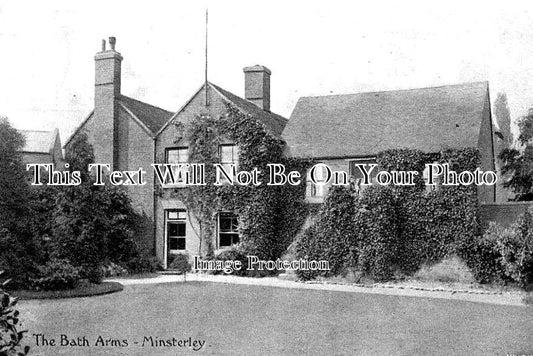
(214, 246, 250, 276)
(295, 225, 324, 281)
(125, 254, 162, 274)
(295, 186, 359, 280)
(168, 254, 191, 274)
(0, 272, 30, 356)
(355, 186, 401, 281)
(82, 265, 104, 285)
(414, 256, 475, 284)
(459, 225, 506, 284)
(101, 262, 128, 278)
(33, 259, 80, 291)
(464, 210, 533, 286)
(0, 228, 40, 290)
(493, 210, 533, 286)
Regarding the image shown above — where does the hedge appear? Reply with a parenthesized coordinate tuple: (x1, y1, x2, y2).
(295, 148, 482, 282)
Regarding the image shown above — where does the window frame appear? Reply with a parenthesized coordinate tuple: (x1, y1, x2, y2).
(219, 144, 239, 166)
(164, 147, 190, 186)
(217, 212, 240, 249)
(166, 209, 187, 252)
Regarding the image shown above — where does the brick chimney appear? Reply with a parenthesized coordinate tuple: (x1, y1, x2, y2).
(243, 65, 271, 111)
(94, 37, 122, 169)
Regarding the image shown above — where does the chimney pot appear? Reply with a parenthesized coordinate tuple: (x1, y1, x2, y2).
(109, 36, 116, 50)
(101, 39, 106, 51)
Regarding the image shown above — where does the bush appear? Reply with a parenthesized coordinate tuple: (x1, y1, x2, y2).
(356, 186, 401, 281)
(33, 259, 80, 291)
(0, 271, 30, 356)
(414, 256, 475, 284)
(101, 262, 128, 278)
(0, 228, 40, 290)
(125, 254, 162, 274)
(82, 265, 105, 284)
(496, 210, 533, 286)
(459, 225, 506, 284)
(213, 246, 250, 276)
(463, 210, 533, 286)
(168, 254, 191, 274)
(295, 186, 360, 280)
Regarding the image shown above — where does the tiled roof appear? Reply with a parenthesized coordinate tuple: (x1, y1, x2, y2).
(20, 129, 57, 153)
(119, 95, 173, 134)
(209, 83, 288, 137)
(283, 82, 490, 158)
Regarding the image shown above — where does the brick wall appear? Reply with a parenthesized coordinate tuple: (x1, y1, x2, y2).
(479, 202, 533, 230)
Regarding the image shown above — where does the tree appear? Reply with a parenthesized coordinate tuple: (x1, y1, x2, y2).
(500, 108, 533, 200)
(64, 131, 95, 182)
(0, 118, 31, 230)
(51, 132, 152, 280)
(494, 92, 513, 150)
(0, 118, 40, 287)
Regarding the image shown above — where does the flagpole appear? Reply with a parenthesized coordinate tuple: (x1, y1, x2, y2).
(205, 8, 209, 106)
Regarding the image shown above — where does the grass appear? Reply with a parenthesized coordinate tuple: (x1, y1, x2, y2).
(18, 282, 533, 355)
(109, 272, 160, 279)
(413, 256, 475, 284)
(8, 282, 123, 300)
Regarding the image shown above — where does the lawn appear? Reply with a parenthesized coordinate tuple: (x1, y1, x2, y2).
(17, 282, 533, 355)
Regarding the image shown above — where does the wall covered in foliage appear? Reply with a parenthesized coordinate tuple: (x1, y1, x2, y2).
(295, 148, 482, 281)
(159, 102, 311, 263)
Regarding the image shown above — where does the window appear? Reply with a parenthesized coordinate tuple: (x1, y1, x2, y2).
(167, 147, 189, 164)
(167, 209, 187, 251)
(349, 159, 377, 184)
(165, 147, 189, 185)
(219, 144, 239, 168)
(218, 144, 239, 184)
(306, 165, 327, 198)
(218, 212, 239, 248)
(423, 162, 441, 192)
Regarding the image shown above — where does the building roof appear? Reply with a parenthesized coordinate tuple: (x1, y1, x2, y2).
(118, 95, 173, 134)
(210, 83, 287, 136)
(283, 81, 490, 158)
(20, 129, 58, 154)
(156, 82, 288, 138)
(65, 95, 173, 147)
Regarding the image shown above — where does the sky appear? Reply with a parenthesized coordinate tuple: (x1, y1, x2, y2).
(1, 0, 533, 142)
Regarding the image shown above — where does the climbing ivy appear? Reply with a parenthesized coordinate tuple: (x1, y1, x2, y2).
(158, 102, 311, 261)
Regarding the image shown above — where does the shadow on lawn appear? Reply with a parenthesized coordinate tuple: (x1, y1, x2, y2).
(8, 281, 123, 300)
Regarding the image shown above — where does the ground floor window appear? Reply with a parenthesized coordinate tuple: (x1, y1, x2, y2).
(218, 212, 239, 248)
(167, 209, 186, 251)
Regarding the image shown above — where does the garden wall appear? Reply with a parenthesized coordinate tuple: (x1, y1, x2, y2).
(479, 202, 533, 230)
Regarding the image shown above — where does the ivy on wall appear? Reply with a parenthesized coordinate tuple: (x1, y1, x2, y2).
(157, 102, 311, 260)
(296, 148, 482, 281)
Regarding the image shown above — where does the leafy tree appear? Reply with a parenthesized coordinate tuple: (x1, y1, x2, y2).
(500, 108, 533, 200)
(50, 132, 153, 281)
(0, 118, 40, 287)
(494, 92, 513, 150)
(0, 118, 31, 230)
(64, 131, 95, 182)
